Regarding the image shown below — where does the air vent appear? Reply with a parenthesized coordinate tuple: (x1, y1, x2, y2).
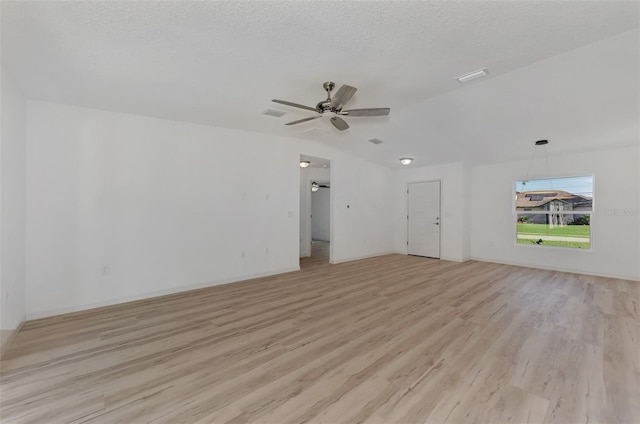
(262, 109, 286, 117)
(368, 138, 384, 144)
(302, 127, 329, 136)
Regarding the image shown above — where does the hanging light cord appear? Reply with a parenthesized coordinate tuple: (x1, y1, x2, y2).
(523, 144, 538, 183)
(523, 141, 551, 186)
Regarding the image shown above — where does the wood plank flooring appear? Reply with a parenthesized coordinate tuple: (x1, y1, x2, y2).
(300, 240, 330, 268)
(1, 254, 639, 423)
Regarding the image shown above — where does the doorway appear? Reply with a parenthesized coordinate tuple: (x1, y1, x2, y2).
(407, 181, 441, 258)
(311, 181, 330, 260)
(299, 155, 331, 267)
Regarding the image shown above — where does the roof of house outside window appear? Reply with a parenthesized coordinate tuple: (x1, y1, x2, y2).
(516, 190, 592, 209)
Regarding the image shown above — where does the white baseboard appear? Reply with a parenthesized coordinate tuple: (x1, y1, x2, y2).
(330, 251, 398, 265)
(26, 266, 301, 320)
(470, 257, 640, 282)
(440, 256, 470, 263)
(394, 251, 470, 263)
(0, 317, 26, 358)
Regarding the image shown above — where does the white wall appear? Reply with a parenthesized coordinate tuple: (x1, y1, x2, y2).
(299, 167, 311, 257)
(462, 163, 472, 260)
(394, 161, 469, 262)
(0, 68, 27, 341)
(26, 101, 396, 318)
(312, 187, 330, 241)
(470, 146, 640, 281)
(330, 158, 396, 263)
(18, 102, 637, 324)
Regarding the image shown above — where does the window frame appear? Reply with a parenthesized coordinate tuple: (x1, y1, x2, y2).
(513, 174, 595, 251)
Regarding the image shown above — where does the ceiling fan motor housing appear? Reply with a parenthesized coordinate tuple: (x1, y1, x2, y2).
(318, 81, 337, 113)
(316, 100, 335, 114)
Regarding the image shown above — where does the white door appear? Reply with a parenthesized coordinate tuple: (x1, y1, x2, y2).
(407, 181, 441, 258)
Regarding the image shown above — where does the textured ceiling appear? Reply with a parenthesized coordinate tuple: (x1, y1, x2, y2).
(2, 1, 639, 168)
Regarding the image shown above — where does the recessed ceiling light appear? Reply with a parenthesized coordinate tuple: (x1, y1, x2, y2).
(399, 157, 414, 165)
(262, 109, 286, 117)
(455, 68, 489, 84)
(300, 160, 311, 168)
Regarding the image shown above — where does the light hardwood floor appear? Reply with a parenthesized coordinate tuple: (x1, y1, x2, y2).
(300, 240, 330, 268)
(1, 254, 638, 423)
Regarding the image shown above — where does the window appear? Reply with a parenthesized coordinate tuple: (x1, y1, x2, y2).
(515, 176, 593, 249)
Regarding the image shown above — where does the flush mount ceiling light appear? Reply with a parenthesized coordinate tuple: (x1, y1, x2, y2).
(299, 160, 311, 168)
(455, 68, 489, 84)
(535, 139, 549, 146)
(399, 157, 414, 165)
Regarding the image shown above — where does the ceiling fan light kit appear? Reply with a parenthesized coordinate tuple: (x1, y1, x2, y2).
(273, 81, 390, 131)
(311, 181, 330, 192)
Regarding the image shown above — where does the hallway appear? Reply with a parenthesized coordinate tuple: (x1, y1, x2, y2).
(300, 240, 329, 269)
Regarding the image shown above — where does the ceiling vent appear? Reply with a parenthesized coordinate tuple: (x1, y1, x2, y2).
(262, 109, 286, 117)
(302, 127, 329, 136)
(368, 138, 384, 144)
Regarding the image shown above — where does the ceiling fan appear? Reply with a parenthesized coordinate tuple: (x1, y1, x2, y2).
(272, 81, 390, 131)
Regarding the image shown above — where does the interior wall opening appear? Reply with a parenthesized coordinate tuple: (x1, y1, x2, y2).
(299, 155, 331, 267)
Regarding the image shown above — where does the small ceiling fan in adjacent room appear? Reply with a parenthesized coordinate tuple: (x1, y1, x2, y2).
(272, 81, 390, 131)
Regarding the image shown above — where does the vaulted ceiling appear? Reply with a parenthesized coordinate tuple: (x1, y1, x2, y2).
(2, 1, 638, 168)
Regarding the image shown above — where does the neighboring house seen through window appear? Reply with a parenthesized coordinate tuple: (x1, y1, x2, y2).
(515, 176, 593, 249)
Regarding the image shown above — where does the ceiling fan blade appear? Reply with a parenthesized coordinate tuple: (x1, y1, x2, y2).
(272, 99, 317, 112)
(330, 116, 350, 131)
(341, 108, 390, 117)
(330, 85, 357, 110)
(285, 116, 320, 126)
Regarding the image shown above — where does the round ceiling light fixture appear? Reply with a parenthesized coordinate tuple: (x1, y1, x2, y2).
(299, 160, 311, 168)
(399, 157, 414, 165)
